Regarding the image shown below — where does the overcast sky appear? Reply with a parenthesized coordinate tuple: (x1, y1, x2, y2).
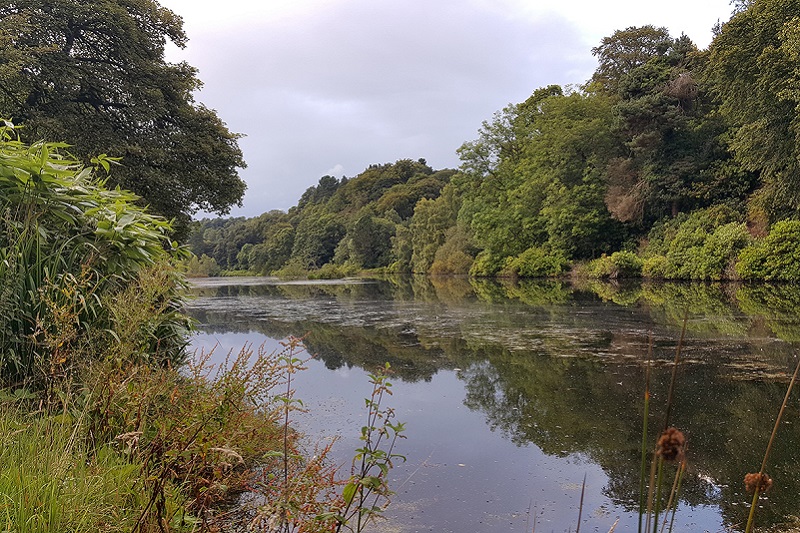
(157, 0, 735, 218)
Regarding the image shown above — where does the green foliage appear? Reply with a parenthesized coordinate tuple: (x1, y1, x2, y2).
(469, 250, 507, 277)
(429, 226, 474, 276)
(183, 254, 221, 277)
(736, 219, 800, 280)
(706, 0, 800, 220)
(344, 215, 396, 269)
(332, 363, 405, 532)
(409, 185, 460, 274)
(500, 246, 570, 278)
(587, 251, 644, 278)
(642, 255, 669, 279)
(590, 25, 676, 95)
(0, 124, 189, 383)
(182, 7, 800, 282)
(292, 208, 346, 268)
(0, 405, 151, 532)
(641, 207, 750, 280)
(0, 0, 246, 232)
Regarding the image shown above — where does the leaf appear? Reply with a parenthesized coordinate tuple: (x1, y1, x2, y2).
(342, 482, 357, 505)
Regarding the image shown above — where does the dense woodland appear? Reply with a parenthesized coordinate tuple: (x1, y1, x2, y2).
(189, 0, 800, 281)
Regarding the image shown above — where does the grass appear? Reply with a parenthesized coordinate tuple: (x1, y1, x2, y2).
(0, 403, 150, 532)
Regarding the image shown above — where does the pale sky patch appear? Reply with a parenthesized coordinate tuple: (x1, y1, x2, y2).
(158, 0, 735, 217)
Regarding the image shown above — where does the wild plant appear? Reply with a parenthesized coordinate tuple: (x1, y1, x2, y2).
(638, 319, 688, 533)
(250, 360, 406, 533)
(81, 342, 291, 531)
(0, 121, 189, 384)
(334, 362, 406, 532)
(743, 357, 800, 533)
(0, 390, 148, 531)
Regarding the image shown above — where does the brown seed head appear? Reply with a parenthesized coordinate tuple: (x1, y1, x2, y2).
(744, 472, 773, 493)
(656, 427, 686, 462)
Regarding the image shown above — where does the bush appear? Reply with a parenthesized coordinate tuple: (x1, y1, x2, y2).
(587, 251, 643, 279)
(308, 262, 359, 279)
(641, 207, 749, 280)
(0, 123, 189, 383)
(469, 250, 507, 277)
(696, 222, 751, 280)
(736, 219, 800, 281)
(184, 254, 221, 277)
(642, 255, 669, 279)
(430, 226, 474, 275)
(501, 247, 570, 278)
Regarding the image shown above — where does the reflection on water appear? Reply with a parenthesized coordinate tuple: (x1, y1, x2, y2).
(186, 276, 800, 532)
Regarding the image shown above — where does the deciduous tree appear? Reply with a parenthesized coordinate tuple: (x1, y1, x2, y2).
(0, 0, 246, 234)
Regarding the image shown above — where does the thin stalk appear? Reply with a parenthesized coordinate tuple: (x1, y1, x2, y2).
(660, 459, 684, 533)
(652, 456, 664, 533)
(638, 334, 653, 533)
(667, 461, 686, 533)
(663, 313, 687, 432)
(644, 453, 658, 533)
(744, 356, 800, 533)
(575, 473, 587, 533)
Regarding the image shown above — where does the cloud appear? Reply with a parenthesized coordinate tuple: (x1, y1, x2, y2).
(325, 164, 346, 177)
(165, 0, 728, 216)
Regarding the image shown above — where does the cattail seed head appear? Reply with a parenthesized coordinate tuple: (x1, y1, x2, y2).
(744, 472, 773, 493)
(656, 427, 686, 462)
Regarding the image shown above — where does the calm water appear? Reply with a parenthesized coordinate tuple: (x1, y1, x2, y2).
(185, 276, 800, 533)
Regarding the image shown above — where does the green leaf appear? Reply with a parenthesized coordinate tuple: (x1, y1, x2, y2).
(342, 482, 357, 505)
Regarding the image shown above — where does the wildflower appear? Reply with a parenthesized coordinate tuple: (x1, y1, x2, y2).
(744, 472, 773, 493)
(656, 427, 686, 462)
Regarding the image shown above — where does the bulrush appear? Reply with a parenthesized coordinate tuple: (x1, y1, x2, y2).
(656, 427, 686, 462)
(744, 472, 773, 494)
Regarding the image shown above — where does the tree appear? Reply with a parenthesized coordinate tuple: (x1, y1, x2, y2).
(706, 0, 800, 221)
(590, 26, 676, 95)
(0, 0, 246, 235)
(291, 207, 346, 268)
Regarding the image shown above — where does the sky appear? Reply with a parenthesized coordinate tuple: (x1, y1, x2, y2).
(156, 0, 736, 218)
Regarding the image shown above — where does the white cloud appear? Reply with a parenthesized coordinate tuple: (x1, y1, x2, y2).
(159, 0, 735, 217)
(325, 164, 346, 177)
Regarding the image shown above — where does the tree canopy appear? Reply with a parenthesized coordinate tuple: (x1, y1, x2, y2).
(188, 0, 800, 282)
(0, 0, 246, 234)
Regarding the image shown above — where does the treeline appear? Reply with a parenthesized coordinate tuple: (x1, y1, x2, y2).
(190, 0, 800, 281)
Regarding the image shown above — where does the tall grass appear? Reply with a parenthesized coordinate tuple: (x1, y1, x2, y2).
(0, 401, 149, 531)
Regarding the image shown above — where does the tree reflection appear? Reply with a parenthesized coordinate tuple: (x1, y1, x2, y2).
(186, 276, 800, 528)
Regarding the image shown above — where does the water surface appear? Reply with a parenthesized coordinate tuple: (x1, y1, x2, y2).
(186, 276, 800, 532)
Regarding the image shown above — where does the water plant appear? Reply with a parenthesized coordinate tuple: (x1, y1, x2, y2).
(639, 319, 688, 533)
(743, 358, 800, 532)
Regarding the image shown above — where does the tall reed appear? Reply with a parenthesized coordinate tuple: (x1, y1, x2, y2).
(744, 357, 800, 533)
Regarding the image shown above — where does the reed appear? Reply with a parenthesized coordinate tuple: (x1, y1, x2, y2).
(640, 316, 688, 533)
(744, 356, 800, 533)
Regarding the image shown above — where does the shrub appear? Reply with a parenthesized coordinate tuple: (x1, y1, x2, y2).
(642, 255, 669, 279)
(430, 227, 474, 275)
(183, 254, 221, 277)
(0, 123, 188, 383)
(697, 222, 751, 280)
(641, 207, 748, 280)
(501, 246, 570, 278)
(737, 219, 800, 281)
(308, 262, 359, 279)
(469, 250, 507, 277)
(587, 251, 643, 279)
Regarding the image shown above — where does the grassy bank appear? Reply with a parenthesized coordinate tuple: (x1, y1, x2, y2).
(0, 126, 403, 532)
